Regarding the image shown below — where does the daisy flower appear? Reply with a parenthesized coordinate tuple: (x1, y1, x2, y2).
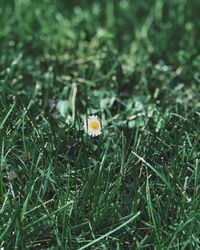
(84, 115, 102, 137)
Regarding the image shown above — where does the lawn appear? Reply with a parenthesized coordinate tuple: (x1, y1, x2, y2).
(0, 0, 200, 249)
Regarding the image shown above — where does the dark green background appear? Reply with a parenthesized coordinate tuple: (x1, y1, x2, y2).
(0, 0, 200, 249)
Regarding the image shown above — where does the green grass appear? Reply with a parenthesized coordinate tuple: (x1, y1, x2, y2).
(0, 0, 200, 249)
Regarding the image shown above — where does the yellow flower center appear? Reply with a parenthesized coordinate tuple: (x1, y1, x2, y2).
(89, 120, 100, 131)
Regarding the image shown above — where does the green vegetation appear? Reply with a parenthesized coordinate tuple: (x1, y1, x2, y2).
(0, 0, 200, 249)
